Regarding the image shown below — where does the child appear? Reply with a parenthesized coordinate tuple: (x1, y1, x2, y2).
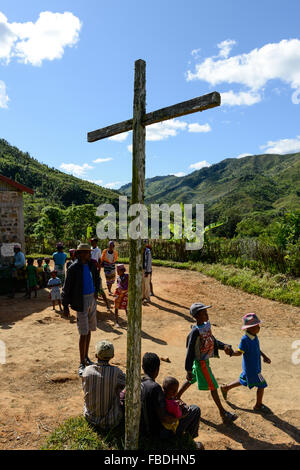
(43, 258, 51, 283)
(162, 376, 190, 434)
(221, 313, 271, 413)
(114, 264, 128, 327)
(25, 258, 38, 299)
(36, 258, 45, 288)
(47, 270, 63, 312)
(177, 302, 237, 424)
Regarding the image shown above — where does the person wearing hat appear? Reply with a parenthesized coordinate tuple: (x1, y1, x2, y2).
(62, 243, 100, 376)
(52, 242, 67, 285)
(114, 264, 129, 327)
(220, 314, 271, 413)
(47, 269, 62, 311)
(176, 302, 238, 424)
(82, 340, 126, 429)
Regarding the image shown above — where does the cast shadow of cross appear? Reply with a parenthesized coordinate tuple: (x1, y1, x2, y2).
(96, 304, 167, 345)
(199, 416, 300, 450)
(226, 400, 300, 444)
(148, 300, 194, 323)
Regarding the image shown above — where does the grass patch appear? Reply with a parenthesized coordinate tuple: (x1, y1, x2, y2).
(118, 258, 300, 307)
(42, 416, 197, 451)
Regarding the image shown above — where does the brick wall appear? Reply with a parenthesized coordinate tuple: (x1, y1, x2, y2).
(0, 191, 25, 258)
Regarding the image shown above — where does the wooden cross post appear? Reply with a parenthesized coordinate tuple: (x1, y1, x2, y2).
(87, 59, 220, 450)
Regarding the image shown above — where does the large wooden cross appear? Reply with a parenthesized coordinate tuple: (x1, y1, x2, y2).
(87, 59, 220, 450)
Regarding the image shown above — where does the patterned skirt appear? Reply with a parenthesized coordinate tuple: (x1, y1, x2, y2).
(114, 288, 128, 310)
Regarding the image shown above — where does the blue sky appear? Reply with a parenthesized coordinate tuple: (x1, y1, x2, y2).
(0, 0, 300, 189)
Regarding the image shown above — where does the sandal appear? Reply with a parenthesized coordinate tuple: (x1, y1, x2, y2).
(253, 404, 272, 414)
(222, 411, 238, 424)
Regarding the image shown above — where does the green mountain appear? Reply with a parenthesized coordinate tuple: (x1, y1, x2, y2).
(120, 153, 300, 233)
(0, 138, 121, 239)
(0, 138, 119, 208)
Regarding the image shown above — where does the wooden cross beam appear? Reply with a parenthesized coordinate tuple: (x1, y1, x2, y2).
(88, 91, 220, 142)
(87, 60, 220, 450)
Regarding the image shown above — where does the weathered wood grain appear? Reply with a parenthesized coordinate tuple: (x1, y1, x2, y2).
(125, 59, 146, 450)
(87, 91, 220, 142)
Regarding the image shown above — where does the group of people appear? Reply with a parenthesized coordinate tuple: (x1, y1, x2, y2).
(81, 304, 271, 449)
(8, 241, 271, 448)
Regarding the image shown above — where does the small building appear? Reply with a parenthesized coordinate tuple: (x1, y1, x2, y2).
(0, 174, 34, 262)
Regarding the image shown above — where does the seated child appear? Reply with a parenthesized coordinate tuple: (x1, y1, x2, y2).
(221, 313, 271, 413)
(162, 376, 189, 434)
(47, 270, 62, 312)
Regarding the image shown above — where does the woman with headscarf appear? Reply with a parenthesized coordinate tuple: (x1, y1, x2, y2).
(100, 241, 117, 295)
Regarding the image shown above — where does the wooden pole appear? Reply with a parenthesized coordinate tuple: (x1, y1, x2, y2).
(125, 59, 146, 450)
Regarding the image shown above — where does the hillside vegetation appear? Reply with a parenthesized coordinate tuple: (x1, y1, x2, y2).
(121, 153, 300, 235)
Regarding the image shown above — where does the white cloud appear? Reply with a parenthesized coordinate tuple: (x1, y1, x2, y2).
(187, 38, 300, 105)
(87, 179, 104, 185)
(146, 119, 187, 141)
(0, 11, 82, 66)
(261, 136, 300, 154)
(188, 123, 211, 133)
(108, 132, 129, 142)
(189, 160, 211, 170)
(60, 162, 93, 177)
(172, 172, 186, 177)
(217, 39, 237, 59)
(237, 153, 253, 159)
(221, 90, 261, 106)
(104, 182, 121, 189)
(127, 144, 133, 153)
(0, 80, 9, 108)
(93, 157, 113, 163)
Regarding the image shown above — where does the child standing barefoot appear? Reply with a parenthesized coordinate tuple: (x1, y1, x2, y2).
(114, 264, 128, 327)
(47, 270, 63, 312)
(25, 258, 38, 299)
(221, 313, 271, 413)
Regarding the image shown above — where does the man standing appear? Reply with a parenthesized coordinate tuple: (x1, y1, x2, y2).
(90, 238, 102, 268)
(8, 244, 26, 298)
(82, 340, 126, 429)
(62, 243, 100, 376)
(142, 240, 152, 303)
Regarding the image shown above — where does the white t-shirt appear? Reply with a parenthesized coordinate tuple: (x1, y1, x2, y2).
(91, 246, 102, 263)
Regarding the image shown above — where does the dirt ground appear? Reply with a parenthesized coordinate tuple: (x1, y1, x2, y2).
(0, 264, 299, 450)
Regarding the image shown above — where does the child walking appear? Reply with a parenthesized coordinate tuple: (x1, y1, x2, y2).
(25, 258, 38, 299)
(221, 313, 271, 413)
(177, 302, 237, 424)
(114, 264, 128, 327)
(47, 270, 63, 312)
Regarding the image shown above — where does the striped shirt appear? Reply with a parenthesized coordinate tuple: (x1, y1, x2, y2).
(82, 361, 126, 429)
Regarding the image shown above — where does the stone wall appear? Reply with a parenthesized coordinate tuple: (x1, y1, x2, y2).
(0, 190, 25, 261)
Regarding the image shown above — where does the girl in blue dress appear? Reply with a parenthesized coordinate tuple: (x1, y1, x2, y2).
(221, 313, 271, 413)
